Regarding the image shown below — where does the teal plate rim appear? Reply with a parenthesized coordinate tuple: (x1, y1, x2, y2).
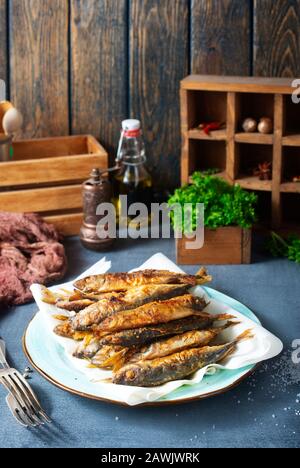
(23, 286, 261, 407)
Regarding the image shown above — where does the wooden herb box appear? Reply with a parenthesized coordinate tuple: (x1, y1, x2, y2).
(0, 135, 108, 236)
(181, 75, 300, 231)
(176, 227, 252, 265)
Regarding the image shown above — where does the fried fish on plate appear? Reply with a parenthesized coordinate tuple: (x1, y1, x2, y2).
(127, 321, 238, 364)
(71, 284, 192, 331)
(74, 268, 212, 294)
(94, 294, 208, 334)
(113, 330, 253, 387)
(100, 313, 235, 348)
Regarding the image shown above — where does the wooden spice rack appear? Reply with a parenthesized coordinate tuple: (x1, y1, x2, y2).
(0, 135, 108, 236)
(180, 75, 300, 230)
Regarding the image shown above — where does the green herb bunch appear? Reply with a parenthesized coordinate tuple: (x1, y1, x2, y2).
(266, 231, 300, 263)
(168, 171, 257, 234)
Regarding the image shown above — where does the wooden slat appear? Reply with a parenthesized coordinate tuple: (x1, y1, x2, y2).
(191, 0, 251, 75)
(9, 0, 69, 138)
(0, 185, 82, 212)
(281, 182, 300, 193)
(130, 0, 189, 188)
(226, 92, 237, 180)
(11, 135, 106, 160)
(45, 213, 83, 236)
(272, 94, 284, 228)
(235, 133, 273, 145)
(188, 129, 227, 141)
(0, 154, 107, 187)
(253, 0, 300, 77)
(0, 0, 7, 83)
(283, 134, 300, 147)
(180, 89, 189, 185)
(181, 75, 294, 94)
(71, 0, 127, 161)
(235, 176, 272, 192)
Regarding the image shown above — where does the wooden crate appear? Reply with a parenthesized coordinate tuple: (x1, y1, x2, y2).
(180, 75, 300, 232)
(0, 135, 108, 236)
(176, 227, 252, 265)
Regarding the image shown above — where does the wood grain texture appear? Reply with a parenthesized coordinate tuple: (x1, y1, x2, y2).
(0, 185, 83, 213)
(0, 0, 7, 84)
(71, 0, 127, 161)
(9, 0, 69, 138)
(191, 0, 251, 75)
(254, 0, 300, 77)
(272, 94, 284, 228)
(0, 135, 107, 187)
(130, 0, 189, 188)
(176, 227, 251, 265)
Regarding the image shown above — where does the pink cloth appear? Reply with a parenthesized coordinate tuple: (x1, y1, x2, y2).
(0, 212, 67, 305)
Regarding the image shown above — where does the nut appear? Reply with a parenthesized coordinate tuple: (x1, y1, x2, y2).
(258, 117, 273, 134)
(242, 118, 257, 133)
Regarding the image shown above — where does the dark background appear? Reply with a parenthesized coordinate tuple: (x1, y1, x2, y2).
(1, 0, 300, 187)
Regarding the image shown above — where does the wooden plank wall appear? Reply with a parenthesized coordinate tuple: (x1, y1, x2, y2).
(0, 0, 299, 188)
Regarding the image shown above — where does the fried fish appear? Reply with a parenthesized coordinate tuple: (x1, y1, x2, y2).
(56, 298, 95, 312)
(94, 294, 208, 333)
(100, 314, 234, 348)
(71, 284, 192, 331)
(74, 268, 211, 294)
(113, 330, 253, 387)
(127, 321, 238, 364)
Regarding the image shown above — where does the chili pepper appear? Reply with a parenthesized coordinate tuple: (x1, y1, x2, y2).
(198, 121, 224, 135)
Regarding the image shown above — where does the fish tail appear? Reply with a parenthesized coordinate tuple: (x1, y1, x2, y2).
(234, 329, 254, 344)
(195, 267, 212, 284)
(221, 320, 241, 330)
(101, 349, 128, 371)
(214, 313, 236, 321)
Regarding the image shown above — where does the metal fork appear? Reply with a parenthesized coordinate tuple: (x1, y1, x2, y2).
(0, 338, 51, 427)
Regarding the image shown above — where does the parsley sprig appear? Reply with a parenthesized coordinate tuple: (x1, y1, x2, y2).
(168, 171, 257, 234)
(266, 232, 300, 263)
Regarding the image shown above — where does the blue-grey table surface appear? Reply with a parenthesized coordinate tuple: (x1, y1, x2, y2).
(0, 235, 299, 448)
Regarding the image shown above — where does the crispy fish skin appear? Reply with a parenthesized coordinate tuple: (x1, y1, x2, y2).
(99, 313, 234, 347)
(74, 269, 211, 294)
(100, 316, 214, 348)
(113, 330, 253, 387)
(54, 322, 89, 341)
(128, 322, 237, 363)
(95, 294, 208, 333)
(71, 284, 192, 331)
(56, 298, 95, 312)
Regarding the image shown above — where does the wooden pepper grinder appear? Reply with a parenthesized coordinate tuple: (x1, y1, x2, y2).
(80, 168, 116, 251)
